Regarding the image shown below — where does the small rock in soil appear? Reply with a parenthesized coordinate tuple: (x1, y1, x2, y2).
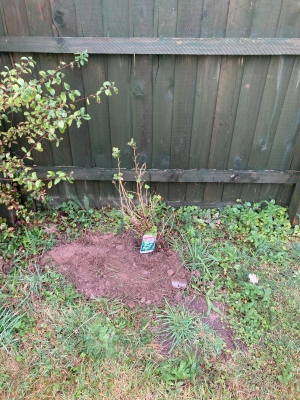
(140, 297, 146, 303)
(146, 300, 152, 305)
(128, 301, 135, 309)
(171, 278, 187, 289)
(116, 245, 125, 251)
(167, 269, 174, 276)
(191, 270, 201, 278)
(174, 291, 183, 302)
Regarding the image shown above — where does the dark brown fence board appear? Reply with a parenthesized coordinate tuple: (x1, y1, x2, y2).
(260, 57, 300, 201)
(202, 0, 230, 38)
(276, 0, 300, 38)
(222, 56, 271, 202)
(152, 0, 177, 199)
(33, 167, 300, 183)
(169, 55, 198, 201)
(186, 56, 221, 202)
(1, 37, 300, 55)
(203, 56, 245, 203)
(74, 0, 105, 37)
(25, 0, 62, 199)
(242, 56, 295, 202)
(186, 0, 229, 201)
(104, 1, 133, 198)
(74, 0, 114, 200)
(205, 0, 252, 203)
(177, 0, 203, 38)
(251, 0, 283, 38)
(131, 1, 154, 182)
(225, 0, 255, 38)
(51, 0, 97, 202)
(153, 0, 178, 38)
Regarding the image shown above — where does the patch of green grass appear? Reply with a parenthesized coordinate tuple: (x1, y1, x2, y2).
(157, 301, 224, 355)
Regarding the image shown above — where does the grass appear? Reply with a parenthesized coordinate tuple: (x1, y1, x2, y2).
(0, 199, 299, 399)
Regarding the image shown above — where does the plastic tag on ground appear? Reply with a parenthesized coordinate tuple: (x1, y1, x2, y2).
(140, 234, 156, 254)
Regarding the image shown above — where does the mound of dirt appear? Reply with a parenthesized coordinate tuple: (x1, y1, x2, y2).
(43, 232, 244, 351)
(43, 232, 188, 307)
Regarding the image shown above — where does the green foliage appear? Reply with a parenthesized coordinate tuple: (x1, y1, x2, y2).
(0, 51, 117, 221)
(157, 352, 199, 388)
(157, 301, 224, 355)
(0, 305, 25, 352)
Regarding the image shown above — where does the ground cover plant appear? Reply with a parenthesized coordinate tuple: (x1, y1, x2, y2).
(0, 198, 299, 399)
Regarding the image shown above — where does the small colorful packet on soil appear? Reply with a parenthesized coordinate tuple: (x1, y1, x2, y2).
(140, 234, 156, 254)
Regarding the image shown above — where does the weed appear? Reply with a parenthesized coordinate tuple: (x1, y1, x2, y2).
(158, 352, 199, 388)
(0, 305, 25, 352)
(157, 301, 224, 356)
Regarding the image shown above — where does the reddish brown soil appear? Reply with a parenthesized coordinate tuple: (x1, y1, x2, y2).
(43, 232, 188, 307)
(43, 232, 243, 350)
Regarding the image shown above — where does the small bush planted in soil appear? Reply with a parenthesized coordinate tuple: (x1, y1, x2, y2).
(112, 139, 163, 236)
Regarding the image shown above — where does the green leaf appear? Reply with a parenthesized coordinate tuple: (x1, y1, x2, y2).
(60, 92, 66, 103)
(64, 82, 70, 90)
(58, 120, 65, 130)
(39, 71, 47, 79)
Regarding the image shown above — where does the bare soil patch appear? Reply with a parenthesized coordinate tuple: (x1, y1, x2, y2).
(43, 232, 188, 307)
(43, 232, 243, 350)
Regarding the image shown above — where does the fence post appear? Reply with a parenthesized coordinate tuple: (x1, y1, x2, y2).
(289, 177, 300, 226)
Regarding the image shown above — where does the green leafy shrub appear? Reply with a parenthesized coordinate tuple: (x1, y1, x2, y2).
(0, 51, 117, 221)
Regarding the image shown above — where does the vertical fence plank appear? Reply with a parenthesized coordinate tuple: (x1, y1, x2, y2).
(50, 0, 97, 203)
(241, 56, 295, 203)
(169, 55, 198, 202)
(239, 0, 288, 203)
(276, 0, 300, 38)
(74, 0, 104, 37)
(74, 0, 117, 203)
(25, 0, 61, 200)
(224, 0, 255, 38)
(254, 0, 300, 204)
(152, 0, 178, 200)
(191, 0, 230, 201)
(202, 0, 249, 203)
(168, 0, 203, 202)
(222, 56, 271, 202)
(201, 0, 230, 38)
(203, 56, 245, 203)
(130, 0, 154, 184)
(259, 58, 300, 202)
(186, 56, 221, 202)
(251, 0, 283, 38)
(102, 0, 133, 204)
(279, 132, 300, 209)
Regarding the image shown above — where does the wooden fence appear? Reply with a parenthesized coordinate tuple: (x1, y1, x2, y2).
(0, 0, 299, 225)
